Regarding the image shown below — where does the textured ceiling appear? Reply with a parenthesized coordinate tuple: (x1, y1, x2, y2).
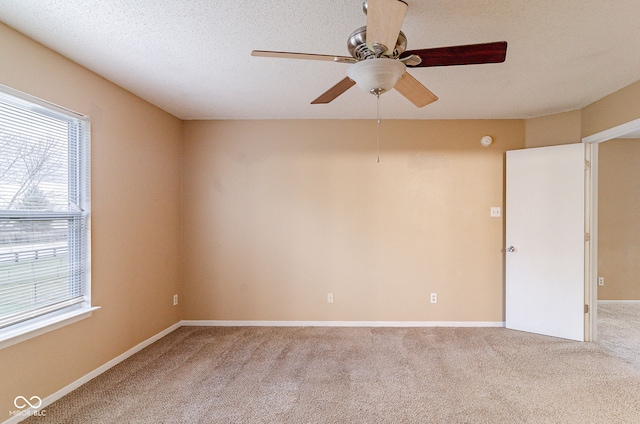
(1, 0, 640, 120)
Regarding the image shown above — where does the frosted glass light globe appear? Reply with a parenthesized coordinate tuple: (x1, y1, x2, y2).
(347, 58, 406, 95)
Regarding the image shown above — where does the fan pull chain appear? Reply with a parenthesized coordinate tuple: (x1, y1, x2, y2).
(376, 93, 381, 163)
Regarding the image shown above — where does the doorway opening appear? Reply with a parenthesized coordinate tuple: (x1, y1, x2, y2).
(582, 117, 640, 342)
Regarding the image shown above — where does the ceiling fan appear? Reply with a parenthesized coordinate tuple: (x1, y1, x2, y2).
(252, 0, 507, 108)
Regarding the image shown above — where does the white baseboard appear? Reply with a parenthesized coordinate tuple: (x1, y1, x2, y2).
(181, 320, 506, 328)
(2, 322, 181, 424)
(598, 300, 640, 304)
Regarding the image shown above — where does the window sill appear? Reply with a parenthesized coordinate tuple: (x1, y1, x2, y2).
(0, 305, 100, 350)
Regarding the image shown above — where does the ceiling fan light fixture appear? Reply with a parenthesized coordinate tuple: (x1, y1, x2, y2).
(347, 58, 406, 96)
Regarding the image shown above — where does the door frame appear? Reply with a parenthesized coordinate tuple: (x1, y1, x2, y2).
(582, 117, 640, 341)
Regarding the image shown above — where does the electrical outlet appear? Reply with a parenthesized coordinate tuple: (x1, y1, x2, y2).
(490, 207, 501, 218)
(598, 277, 605, 286)
(327, 293, 334, 304)
(430, 293, 437, 304)
(173, 294, 178, 306)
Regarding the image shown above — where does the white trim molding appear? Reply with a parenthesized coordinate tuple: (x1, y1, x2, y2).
(180, 320, 506, 328)
(0, 306, 101, 350)
(2, 322, 181, 424)
(581, 117, 640, 143)
(598, 300, 640, 304)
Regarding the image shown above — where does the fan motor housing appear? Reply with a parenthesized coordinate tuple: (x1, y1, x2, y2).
(347, 26, 407, 60)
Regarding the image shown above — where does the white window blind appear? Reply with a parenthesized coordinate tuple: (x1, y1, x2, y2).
(0, 85, 91, 332)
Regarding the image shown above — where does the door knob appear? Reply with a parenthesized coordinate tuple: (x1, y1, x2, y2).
(507, 246, 516, 252)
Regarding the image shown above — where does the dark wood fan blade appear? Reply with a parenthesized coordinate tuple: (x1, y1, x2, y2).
(311, 77, 356, 104)
(394, 72, 438, 107)
(366, 0, 408, 56)
(401, 41, 507, 67)
(252, 50, 355, 63)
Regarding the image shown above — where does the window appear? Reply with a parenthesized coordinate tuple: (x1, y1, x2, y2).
(0, 85, 95, 348)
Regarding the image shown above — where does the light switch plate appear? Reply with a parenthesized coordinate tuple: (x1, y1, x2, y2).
(490, 207, 501, 217)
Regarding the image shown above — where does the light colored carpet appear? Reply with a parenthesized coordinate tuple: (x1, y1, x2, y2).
(24, 325, 640, 423)
(597, 302, 640, 370)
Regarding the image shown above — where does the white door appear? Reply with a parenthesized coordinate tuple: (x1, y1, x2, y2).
(505, 143, 586, 341)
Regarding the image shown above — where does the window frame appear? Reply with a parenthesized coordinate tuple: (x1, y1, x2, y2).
(0, 84, 98, 349)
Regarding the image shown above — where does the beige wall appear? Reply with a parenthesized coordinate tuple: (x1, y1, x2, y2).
(525, 110, 581, 148)
(581, 79, 640, 138)
(182, 119, 525, 322)
(598, 138, 640, 300)
(0, 23, 182, 412)
(523, 75, 640, 144)
(579, 81, 640, 300)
